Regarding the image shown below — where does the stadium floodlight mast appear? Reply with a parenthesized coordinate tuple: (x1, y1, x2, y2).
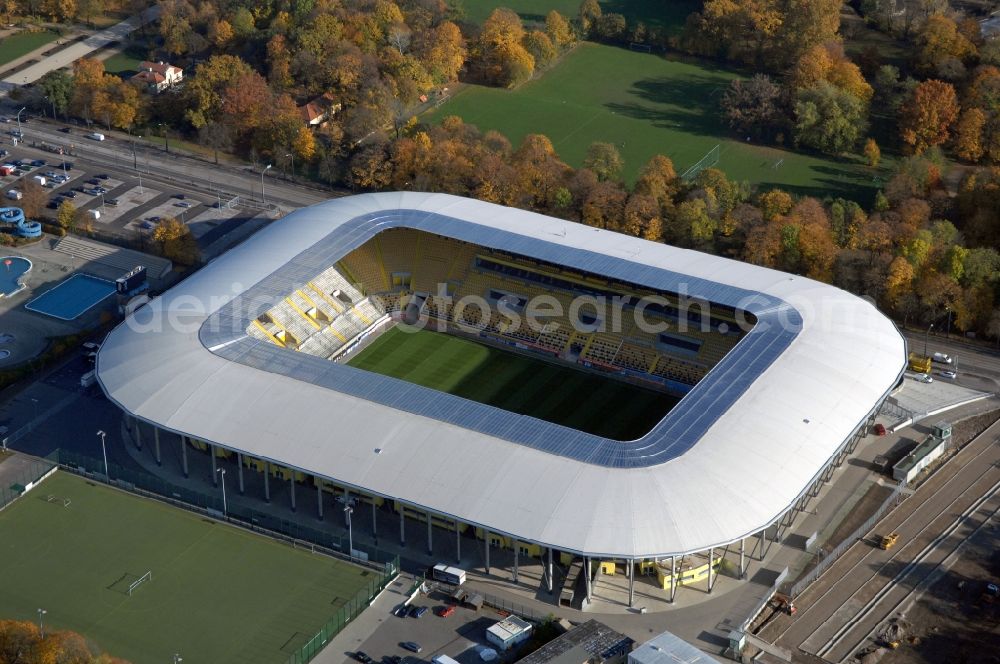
(36, 608, 46, 637)
(96, 430, 109, 482)
(217, 467, 227, 515)
(344, 503, 353, 560)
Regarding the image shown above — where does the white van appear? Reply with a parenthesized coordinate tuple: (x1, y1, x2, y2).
(88, 132, 105, 141)
(88, 209, 101, 220)
(5, 189, 21, 200)
(31, 174, 45, 186)
(931, 352, 952, 364)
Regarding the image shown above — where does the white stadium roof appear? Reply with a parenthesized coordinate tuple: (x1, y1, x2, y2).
(97, 192, 906, 558)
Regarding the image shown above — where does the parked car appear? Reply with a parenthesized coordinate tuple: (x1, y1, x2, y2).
(44, 171, 58, 178)
(393, 604, 408, 617)
(58, 162, 74, 170)
(383, 656, 402, 664)
(173, 193, 186, 199)
(140, 220, 157, 230)
(62, 190, 77, 198)
(174, 201, 192, 208)
(0, 149, 7, 157)
(93, 186, 107, 194)
(85, 178, 100, 185)
(401, 642, 422, 654)
(106, 198, 120, 206)
(938, 370, 957, 379)
(30, 159, 44, 167)
(95, 173, 110, 180)
(58, 127, 71, 133)
(436, 605, 456, 617)
(46, 200, 60, 209)
(412, 606, 428, 618)
(353, 652, 373, 664)
(916, 373, 933, 384)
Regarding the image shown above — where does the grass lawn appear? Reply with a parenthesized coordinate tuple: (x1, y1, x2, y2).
(462, 0, 699, 34)
(0, 30, 60, 68)
(0, 472, 372, 664)
(427, 42, 890, 202)
(348, 325, 677, 440)
(101, 50, 144, 76)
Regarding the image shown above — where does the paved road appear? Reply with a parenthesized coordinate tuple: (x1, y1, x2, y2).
(0, 9, 160, 93)
(3, 117, 333, 212)
(763, 417, 1000, 662)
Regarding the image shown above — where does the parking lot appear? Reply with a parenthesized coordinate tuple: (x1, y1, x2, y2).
(336, 582, 526, 664)
(1, 133, 256, 248)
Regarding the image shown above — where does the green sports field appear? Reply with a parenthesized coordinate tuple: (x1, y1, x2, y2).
(462, 0, 699, 35)
(348, 326, 677, 440)
(428, 43, 889, 200)
(0, 472, 372, 664)
(0, 30, 59, 68)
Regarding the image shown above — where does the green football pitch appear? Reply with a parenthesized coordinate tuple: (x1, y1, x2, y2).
(461, 0, 699, 35)
(0, 472, 372, 664)
(428, 42, 890, 200)
(347, 326, 678, 440)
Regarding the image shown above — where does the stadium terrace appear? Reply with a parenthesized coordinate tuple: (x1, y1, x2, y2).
(97, 192, 906, 605)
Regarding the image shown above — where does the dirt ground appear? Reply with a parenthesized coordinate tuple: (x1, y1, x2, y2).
(879, 521, 1000, 664)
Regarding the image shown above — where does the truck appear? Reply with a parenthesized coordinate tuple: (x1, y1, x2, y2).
(878, 532, 899, 550)
(87, 132, 105, 141)
(31, 174, 45, 186)
(0, 164, 14, 176)
(5, 189, 21, 200)
(907, 353, 932, 374)
(80, 370, 97, 388)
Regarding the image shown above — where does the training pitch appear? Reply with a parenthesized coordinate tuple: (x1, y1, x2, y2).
(430, 43, 887, 200)
(347, 326, 678, 440)
(461, 0, 698, 35)
(0, 472, 372, 663)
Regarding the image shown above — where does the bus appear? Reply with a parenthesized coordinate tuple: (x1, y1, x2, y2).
(432, 564, 466, 586)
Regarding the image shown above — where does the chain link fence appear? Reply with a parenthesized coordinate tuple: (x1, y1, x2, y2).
(0, 453, 57, 511)
(481, 593, 548, 622)
(786, 481, 907, 598)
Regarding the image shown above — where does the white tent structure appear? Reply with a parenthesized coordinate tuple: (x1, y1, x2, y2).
(97, 192, 906, 599)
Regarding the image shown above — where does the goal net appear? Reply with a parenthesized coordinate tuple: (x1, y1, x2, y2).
(680, 144, 721, 182)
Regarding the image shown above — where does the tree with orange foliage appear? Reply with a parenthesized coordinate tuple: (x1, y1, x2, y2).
(916, 14, 976, 72)
(471, 8, 534, 87)
(900, 80, 959, 154)
(863, 138, 881, 168)
(954, 108, 987, 162)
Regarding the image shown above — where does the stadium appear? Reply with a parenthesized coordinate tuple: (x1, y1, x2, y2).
(96, 192, 907, 605)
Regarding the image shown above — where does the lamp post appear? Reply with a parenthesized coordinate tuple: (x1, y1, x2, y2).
(218, 467, 227, 515)
(97, 430, 109, 482)
(131, 133, 141, 171)
(284, 152, 294, 177)
(923, 323, 934, 358)
(261, 164, 272, 206)
(158, 123, 168, 153)
(945, 307, 952, 339)
(344, 504, 354, 559)
(16, 106, 25, 139)
(37, 609, 46, 638)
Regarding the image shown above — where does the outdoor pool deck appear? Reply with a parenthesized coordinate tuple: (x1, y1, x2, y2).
(0, 257, 31, 297)
(25, 273, 115, 320)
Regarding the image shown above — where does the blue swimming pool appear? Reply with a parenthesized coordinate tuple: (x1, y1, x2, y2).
(0, 257, 31, 297)
(25, 274, 116, 320)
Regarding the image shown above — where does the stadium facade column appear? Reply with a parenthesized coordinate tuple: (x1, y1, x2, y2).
(134, 419, 142, 450)
(513, 541, 519, 583)
(236, 453, 244, 494)
(669, 556, 677, 604)
(316, 485, 324, 520)
(628, 559, 634, 607)
(371, 501, 377, 543)
(289, 476, 296, 512)
(583, 557, 592, 603)
(210, 445, 218, 486)
(180, 436, 188, 478)
(484, 530, 490, 574)
(707, 548, 715, 593)
(153, 427, 161, 466)
(426, 512, 432, 555)
(455, 522, 461, 564)
(263, 461, 271, 502)
(739, 538, 747, 579)
(546, 548, 553, 592)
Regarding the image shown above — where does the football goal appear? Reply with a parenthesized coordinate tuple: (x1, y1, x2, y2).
(680, 145, 720, 181)
(128, 570, 152, 596)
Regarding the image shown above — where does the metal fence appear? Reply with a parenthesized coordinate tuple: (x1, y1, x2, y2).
(482, 593, 548, 622)
(52, 448, 400, 567)
(787, 481, 907, 598)
(739, 566, 788, 632)
(0, 453, 57, 511)
(284, 557, 399, 664)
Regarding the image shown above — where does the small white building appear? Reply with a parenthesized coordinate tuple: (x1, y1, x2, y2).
(629, 631, 722, 664)
(486, 616, 532, 651)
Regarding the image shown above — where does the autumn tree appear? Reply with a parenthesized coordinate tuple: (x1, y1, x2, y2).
(900, 79, 959, 155)
(19, 181, 45, 220)
(183, 55, 255, 129)
(794, 82, 867, 154)
(864, 138, 881, 168)
(545, 11, 575, 50)
(420, 21, 466, 83)
(471, 9, 535, 88)
(915, 14, 976, 73)
(152, 217, 199, 265)
(57, 200, 77, 231)
(954, 107, 987, 162)
(721, 74, 784, 140)
(584, 142, 623, 182)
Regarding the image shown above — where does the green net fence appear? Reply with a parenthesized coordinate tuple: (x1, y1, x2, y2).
(0, 452, 57, 511)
